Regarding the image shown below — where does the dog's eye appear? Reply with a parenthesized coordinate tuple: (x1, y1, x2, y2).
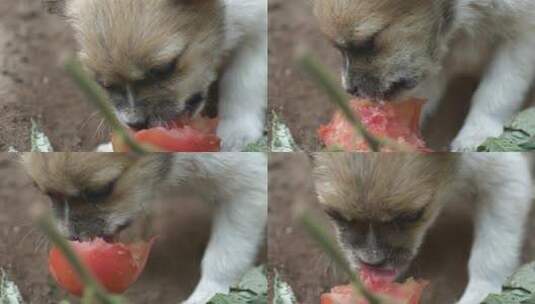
(325, 208, 353, 224)
(82, 180, 117, 204)
(148, 56, 179, 80)
(46, 191, 65, 204)
(346, 36, 376, 55)
(334, 28, 384, 56)
(392, 208, 425, 225)
(96, 79, 121, 93)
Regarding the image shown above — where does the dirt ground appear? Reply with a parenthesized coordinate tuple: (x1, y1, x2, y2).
(0, 1, 110, 152)
(268, 153, 535, 304)
(0, 153, 265, 304)
(268, 0, 535, 152)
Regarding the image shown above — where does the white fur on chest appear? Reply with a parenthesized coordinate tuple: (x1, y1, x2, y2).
(442, 30, 494, 78)
(222, 0, 267, 53)
(442, 0, 535, 78)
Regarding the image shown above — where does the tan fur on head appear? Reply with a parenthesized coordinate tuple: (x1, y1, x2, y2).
(312, 153, 457, 271)
(22, 153, 134, 196)
(21, 153, 172, 239)
(313, 0, 452, 99)
(313, 153, 456, 222)
(66, 0, 223, 84)
(48, 0, 226, 128)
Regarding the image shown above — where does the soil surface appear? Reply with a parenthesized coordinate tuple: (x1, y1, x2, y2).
(268, 153, 535, 304)
(0, 153, 265, 303)
(0, 1, 103, 152)
(268, 0, 535, 152)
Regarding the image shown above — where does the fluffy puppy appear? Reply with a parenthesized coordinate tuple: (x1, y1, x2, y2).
(22, 152, 267, 304)
(313, 0, 535, 151)
(313, 153, 533, 304)
(44, 0, 267, 151)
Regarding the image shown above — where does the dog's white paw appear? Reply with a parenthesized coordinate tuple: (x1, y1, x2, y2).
(217, 115, 263, 152)
(182, 281, 228, 304)
(456, 282, 498, 304)
(451, 118, 503, 152)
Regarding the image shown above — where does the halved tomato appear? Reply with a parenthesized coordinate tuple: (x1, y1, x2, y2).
(320, 275, 428, 304)
(112, 117, 220, 152)
(318, 98, 431, 152)
(48, 238, 155, 296)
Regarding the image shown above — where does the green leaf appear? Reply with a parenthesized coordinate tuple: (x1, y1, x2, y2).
(0, 268, 24, 304)
(271, 112, 299, 152)
(478, 108, 535, 152)
(273, 271, 297, 304)
(31, 119, 53, 152)
(208, 266, 267, 304)
(482, 262, 535, 304)
(243, 136, 268, 152)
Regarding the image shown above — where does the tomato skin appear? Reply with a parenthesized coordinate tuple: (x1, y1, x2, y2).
(134, 127, 220, 152)
(320, 275, 428, 304)
(112, 118, 221, 152)
(48, 238, 155, 297)
(318, 98, 431, 152)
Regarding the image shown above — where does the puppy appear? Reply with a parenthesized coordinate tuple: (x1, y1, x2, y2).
(313, 153, 533, 304)
(22, 152, 267, 304)
(313, 0, 535, 151)
(44, 0, 267, 151)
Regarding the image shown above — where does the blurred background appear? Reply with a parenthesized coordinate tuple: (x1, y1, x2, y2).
(0, 1, 116, 152)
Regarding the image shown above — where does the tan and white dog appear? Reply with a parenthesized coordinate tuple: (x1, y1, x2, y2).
(22, 152, 267, 304)
(313, 153, 533, 304)
(313, 0, 535, 151)
(44, 0, 267, 151)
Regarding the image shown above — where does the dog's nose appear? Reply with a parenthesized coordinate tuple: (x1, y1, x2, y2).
(344, 74, 382, 99)
(125, 119, 149, 131)
(345, 85, 360, 97)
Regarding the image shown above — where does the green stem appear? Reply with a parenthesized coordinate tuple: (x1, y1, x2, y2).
(36, 213, 123, 304)
(299, 212, 381, 304)
(64, 59, 147, 155)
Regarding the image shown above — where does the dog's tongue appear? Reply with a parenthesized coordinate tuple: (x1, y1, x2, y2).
(360, 265, 398, 290)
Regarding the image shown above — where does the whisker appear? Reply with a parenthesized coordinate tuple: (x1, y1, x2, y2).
(34, 234, 50, 253)
(17, 227, 37, 248)
(94, 119, 107, 140)
(79, 111, 101, 130)
(64, 201, 70, 228)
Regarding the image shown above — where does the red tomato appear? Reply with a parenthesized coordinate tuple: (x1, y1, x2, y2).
(112, 117, 220, 152)
(48, 238, 155, 296)
(318, 98, 431, 152)
(320, 274, 428, 304)
(134, 126, 220, 152)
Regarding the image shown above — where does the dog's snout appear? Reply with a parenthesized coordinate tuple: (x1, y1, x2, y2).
(119, 109, 149, 130)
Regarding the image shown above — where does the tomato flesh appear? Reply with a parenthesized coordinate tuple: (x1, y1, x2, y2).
(320, 271, 428, 304)
(48, 238, 155, 296)
(112, 117, 220, 152)
(318, 98, 431, 152)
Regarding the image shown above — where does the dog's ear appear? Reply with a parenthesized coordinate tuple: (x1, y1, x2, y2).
(42, 0, 67, 15)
